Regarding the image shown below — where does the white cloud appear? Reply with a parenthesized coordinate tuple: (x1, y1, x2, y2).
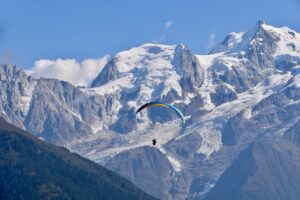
(165, 19, 173, 29)
(152, 19, 174, 43)
(26, 55, 110, 87)
(206, 32, 216, 53)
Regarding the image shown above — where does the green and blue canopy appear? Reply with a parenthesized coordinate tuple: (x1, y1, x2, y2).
(136, 102, 185, 124)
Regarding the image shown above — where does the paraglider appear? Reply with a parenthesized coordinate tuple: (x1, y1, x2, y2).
(152, 139, 157, 146)
(136, 101, 185, 146)
(136, 101, 185, 124)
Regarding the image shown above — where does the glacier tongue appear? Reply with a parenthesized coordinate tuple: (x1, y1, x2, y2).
(66, 119, 182, 164)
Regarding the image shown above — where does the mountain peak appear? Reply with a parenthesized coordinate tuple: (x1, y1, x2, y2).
(0, 64, 23, 75)
(209, 21, 269, 54)
(256, 20, 267, 28)
(91, 42, 180, 87)
(210, 21, 300, 56)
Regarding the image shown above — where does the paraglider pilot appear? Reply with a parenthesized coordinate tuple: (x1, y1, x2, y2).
(152, 139, 157, 146)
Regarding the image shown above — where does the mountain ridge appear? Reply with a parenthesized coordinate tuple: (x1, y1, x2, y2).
(0, 116, 157, 200)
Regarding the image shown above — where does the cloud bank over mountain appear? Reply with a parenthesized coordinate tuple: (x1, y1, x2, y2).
(27, 55, 109, 87)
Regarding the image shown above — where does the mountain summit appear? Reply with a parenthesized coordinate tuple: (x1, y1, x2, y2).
(211, 20, 300, 56)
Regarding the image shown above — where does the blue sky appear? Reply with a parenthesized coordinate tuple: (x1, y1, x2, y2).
(0, 0, 300, 68)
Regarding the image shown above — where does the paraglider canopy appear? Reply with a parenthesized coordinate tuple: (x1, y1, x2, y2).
(136, 101, 185, 124)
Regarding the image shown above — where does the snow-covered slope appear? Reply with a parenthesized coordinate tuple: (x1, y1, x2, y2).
(1, 21, 300, 200)
(89, 43, 183, 130)
(92, 43, 182, 97)
(88, 43, 206, 133)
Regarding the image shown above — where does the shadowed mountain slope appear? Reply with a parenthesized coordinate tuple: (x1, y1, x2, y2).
(0, 117, 157, 200)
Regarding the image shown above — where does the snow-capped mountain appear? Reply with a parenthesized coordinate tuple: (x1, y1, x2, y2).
(89, 43, 205, 132)
(1, 21, 300, 199)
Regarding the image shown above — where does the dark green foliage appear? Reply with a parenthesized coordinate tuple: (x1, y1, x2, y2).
(0, 117, 157, 200)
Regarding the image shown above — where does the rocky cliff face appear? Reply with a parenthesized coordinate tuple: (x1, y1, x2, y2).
(205, 130, 300, 200)
(0, 64, 37, 128)
(1, 21, 300, 199)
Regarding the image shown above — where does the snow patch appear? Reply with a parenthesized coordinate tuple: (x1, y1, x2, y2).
(19, 80, 37, 116)
(290, 73, 300, 87)
(166, 155, 182, 172)
(243, 107, 252, 119)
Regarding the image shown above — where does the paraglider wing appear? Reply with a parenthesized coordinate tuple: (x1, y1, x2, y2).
(136, 102, 170, 113)
(167, 104, 185, 124)
(136, 101, 185, 124)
